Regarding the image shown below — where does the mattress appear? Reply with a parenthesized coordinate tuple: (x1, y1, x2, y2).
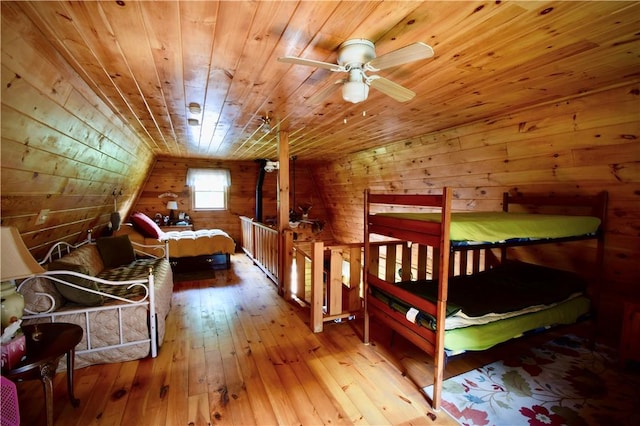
(443, 296, 590, 352)
(375, 212, 600, 244)
(162, 229, 236, 258)
(116, 224, 235, 258)
(369, 262, 591, 352)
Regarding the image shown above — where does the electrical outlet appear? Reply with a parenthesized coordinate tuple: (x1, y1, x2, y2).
(35, 209, 50, 225)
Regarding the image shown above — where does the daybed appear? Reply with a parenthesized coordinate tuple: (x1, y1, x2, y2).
(363, 187, 607, 412)
(116, 212, 236, 270)
(17, 233, 173, 369)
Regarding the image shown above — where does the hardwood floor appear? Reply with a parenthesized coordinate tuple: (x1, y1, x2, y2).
(12, 254, 590, 425)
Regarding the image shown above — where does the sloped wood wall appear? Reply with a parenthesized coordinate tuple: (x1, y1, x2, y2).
(310, 82, 639, 334)
(1, 3, 153, 258)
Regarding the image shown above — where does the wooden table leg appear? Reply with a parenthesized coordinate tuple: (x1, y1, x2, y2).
(39, 362, 56, 426)
(66, 348, 80, 407)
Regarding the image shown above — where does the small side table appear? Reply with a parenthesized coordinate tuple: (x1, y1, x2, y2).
(2, 323, 83, 426)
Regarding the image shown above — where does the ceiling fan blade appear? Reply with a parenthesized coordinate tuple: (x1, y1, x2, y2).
(368, 42, 434, 71)
(278, 56, 342, 71)
(306, 79, 344, 105)
(368, 75, 415, 102)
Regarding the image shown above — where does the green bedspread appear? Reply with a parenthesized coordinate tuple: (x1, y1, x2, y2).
(376, 212, 600, 243)
(369, 262, 590, 352)
(444, 296, 590, 352)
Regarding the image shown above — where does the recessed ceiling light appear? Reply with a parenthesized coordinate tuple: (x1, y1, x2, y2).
(188, 103, 201, 114)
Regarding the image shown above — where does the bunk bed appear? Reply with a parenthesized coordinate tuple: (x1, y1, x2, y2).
(363, 187, 607, 412)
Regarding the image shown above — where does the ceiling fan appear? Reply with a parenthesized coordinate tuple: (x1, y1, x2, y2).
(278, 39, 434, 104)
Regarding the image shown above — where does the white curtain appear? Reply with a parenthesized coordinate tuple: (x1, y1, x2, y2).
(186, 168, 231, 188)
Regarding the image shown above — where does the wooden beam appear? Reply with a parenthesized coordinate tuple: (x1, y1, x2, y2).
(277, 130, 290, 296)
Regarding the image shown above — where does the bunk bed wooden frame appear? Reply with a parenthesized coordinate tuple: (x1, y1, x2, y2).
(363, 187, 607, 411)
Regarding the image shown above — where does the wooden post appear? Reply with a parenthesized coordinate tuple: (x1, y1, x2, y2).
(282, 230, 294, 300)
(385, 244, 396, 282)
(311, 241, 324, 332)
(363, 189, 371, 344)
(328, 249, 343, 316)
(401, 242, 412, 281)
(348, 246, 362, 312)
(433, 187, 452, 411)
(277, 130, 290, 297)
(294, 248, 306, 300)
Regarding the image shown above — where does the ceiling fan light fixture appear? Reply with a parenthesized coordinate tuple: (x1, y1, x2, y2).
(342, 81, 369, 104)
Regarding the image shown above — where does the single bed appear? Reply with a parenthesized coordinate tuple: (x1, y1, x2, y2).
(18, 234, 173, 369)
(363, 188, 607, 412)
(116, 212, 236, 269)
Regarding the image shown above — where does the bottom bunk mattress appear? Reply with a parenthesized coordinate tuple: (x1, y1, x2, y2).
(369, 261, 591, 352)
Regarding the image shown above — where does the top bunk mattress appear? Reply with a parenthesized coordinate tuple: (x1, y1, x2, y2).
(375, 212, 600, 244)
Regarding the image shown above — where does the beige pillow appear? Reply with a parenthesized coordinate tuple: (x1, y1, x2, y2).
(59, 244, 105, 276)
(19, 276, 65, 313)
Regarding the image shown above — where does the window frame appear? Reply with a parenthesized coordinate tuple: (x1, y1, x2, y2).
(186, 168, 231, 211)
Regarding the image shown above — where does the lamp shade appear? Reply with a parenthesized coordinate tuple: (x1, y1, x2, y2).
(166, 201, 178, 210)
(1, 226, 45, 281)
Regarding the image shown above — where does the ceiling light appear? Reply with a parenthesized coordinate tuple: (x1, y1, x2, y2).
(188, 118, 199, 126)
(188, 103, 201, 114)
(341, 68, 370, 104)
(342, 81, 369, 103)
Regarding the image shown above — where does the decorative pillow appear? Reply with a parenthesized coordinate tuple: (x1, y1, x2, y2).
(96, 235, 136, 268)
(18, 276, 66, 313)
(60, 244, 104, 276)
(47, 261, 104, 306)
(130, 212, 163, 239)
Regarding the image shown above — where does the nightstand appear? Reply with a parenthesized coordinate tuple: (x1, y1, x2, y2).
(161, 224, 193, 232)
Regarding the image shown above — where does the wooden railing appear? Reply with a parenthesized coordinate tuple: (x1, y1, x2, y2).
(240, 216, 280, 283)
(241, 215, 498, 333)
(292, 242, 364, 332)
(366, 242, 498, 283)
(292, 240, 498, 332)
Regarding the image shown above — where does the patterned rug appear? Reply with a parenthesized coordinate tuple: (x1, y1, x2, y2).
(424, 335, 640, 426)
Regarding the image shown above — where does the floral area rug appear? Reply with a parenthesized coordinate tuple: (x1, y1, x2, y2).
(424, 335, 640, 426)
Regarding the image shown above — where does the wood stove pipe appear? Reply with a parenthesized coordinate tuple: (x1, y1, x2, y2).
(255, 159, 267, 222)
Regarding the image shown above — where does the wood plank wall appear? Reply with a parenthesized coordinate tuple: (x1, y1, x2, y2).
(1, 2, 153, 259)
(309, 83, 640, 334)
(132, 156, 333, 246)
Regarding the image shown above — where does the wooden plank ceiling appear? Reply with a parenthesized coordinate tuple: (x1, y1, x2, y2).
(15, 1, 640, 161)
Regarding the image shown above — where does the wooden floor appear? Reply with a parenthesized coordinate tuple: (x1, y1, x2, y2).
(13, 253, 591, 425)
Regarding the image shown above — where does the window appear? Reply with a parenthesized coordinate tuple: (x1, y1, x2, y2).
(186, 168, 231, 210)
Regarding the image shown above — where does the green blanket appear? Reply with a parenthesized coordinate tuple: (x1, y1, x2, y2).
(376, 212, 600, 242)
(370, 262, 588, 333)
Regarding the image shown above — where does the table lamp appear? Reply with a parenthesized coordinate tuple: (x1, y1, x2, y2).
(1, 227, 46, 328)
(166, 201, 178, 223)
